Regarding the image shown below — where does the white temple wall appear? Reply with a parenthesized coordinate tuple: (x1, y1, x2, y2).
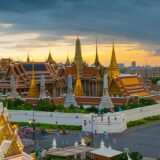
(82, 112, 127, 133)
(123, 103, 160, 122)
(0, 103, 160, 133)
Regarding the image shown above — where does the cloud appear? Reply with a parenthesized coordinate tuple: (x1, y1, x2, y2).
(0, 0, 160, 58)
(0, 23, 13, 29)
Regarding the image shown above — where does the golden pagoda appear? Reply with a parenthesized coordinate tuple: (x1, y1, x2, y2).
(107, 43, 120, 83)
(27, 63, 39, 98)
(74, 64, 84, 96)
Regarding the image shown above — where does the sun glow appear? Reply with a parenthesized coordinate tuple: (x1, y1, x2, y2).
(0, 33, 158, 66)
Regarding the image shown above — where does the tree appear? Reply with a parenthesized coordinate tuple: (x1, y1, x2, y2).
(117, 152, 143, 160)
(79, 105, 84, 110)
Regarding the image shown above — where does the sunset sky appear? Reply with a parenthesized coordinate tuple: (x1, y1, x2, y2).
(0, 0, 160, 66)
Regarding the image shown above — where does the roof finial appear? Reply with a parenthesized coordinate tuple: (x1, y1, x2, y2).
(27, 52, 30, 62)
(94, 36, 100, 66)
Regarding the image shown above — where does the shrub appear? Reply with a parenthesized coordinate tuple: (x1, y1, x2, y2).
(117, 152, 143, 160)
(85, 106, 98, 113)
(127, 119, 146, 127)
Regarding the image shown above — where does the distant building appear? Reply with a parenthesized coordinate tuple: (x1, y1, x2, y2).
(131, 61, 136, 68)
(118, 63, 125, 72)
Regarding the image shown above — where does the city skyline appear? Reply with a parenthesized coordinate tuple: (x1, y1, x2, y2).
(0, 0, 160, 66)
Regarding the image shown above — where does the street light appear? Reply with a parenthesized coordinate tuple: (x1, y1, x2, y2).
(91, 114, 97, 147)
(29, 104, 36, 141)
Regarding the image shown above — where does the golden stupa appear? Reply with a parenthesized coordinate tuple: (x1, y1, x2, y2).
(107, 43, 120, 83)
(27, 63, 39, 98)
(74, 64, 84, 96)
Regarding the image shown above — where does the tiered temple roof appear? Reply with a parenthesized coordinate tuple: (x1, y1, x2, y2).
(0, 61, 57, 97)
(0, 107, 34, 159)
(109, 74, 149, 96)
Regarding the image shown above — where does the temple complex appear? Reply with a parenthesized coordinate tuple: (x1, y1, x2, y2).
(53, 37, 105, 97)
(0, 107, 34, 159)
(0, 37, 149, 99)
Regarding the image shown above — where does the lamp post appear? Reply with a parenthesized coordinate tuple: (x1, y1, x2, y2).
(29, 104, 36, 141)
(91, 115, 94, 147)
(91, 115, 97, 147)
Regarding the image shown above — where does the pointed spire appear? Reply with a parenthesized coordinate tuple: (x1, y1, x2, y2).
(52, 137, 57, 149)
(74, 140, 78, 147)
(100, 140, 105, 148)
(94, 37, 100, 66)
(80, 137, 86, 146)
(65, 54, 70, 66)
(109, 42, 118, 68)
(107, 42, 120, 81)
(47, 50, 55, 64)
(74, 36, 83, 69)
(27, 53, 30, 62)
(74, 63, 84, 96)
(27, 62, 39, 98)
(64, 74, 78, 107)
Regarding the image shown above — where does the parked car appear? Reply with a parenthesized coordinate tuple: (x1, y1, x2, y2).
(40, 128, 48, 134)
(23, 127, 33, 134)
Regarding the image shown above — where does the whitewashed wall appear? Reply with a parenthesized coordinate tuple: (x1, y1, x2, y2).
(82, 112, 127, 133)
(8, 110, 91, 126)
(0, 102, 160, 133)
(123, 104, 160, 122)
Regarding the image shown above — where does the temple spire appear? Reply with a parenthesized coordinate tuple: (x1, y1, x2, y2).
(74, 37, 83, 69)
(27, 63, 39, 98)
(47, 50, 55, 64)
(65, 54, 70, 66)
(107, 42, 120, 82)
(74, 63, 84, 96)
(94, 37, 100, 66)
(110, 42, 118, 68)
(27, 53, 30, 62)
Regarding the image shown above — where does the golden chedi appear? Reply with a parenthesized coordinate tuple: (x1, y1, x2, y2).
(28, 63, 39, 98)
(74, 64, 84, 96)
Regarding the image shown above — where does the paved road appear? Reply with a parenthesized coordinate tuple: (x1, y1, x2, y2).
(24, 121, 160, 158)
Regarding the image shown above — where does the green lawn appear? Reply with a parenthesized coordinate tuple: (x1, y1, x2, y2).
(127, 115, 160, 128)
(12, 122, 82, 131)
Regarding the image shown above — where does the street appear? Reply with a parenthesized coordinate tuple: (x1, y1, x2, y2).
(24, 121, 160, 158)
